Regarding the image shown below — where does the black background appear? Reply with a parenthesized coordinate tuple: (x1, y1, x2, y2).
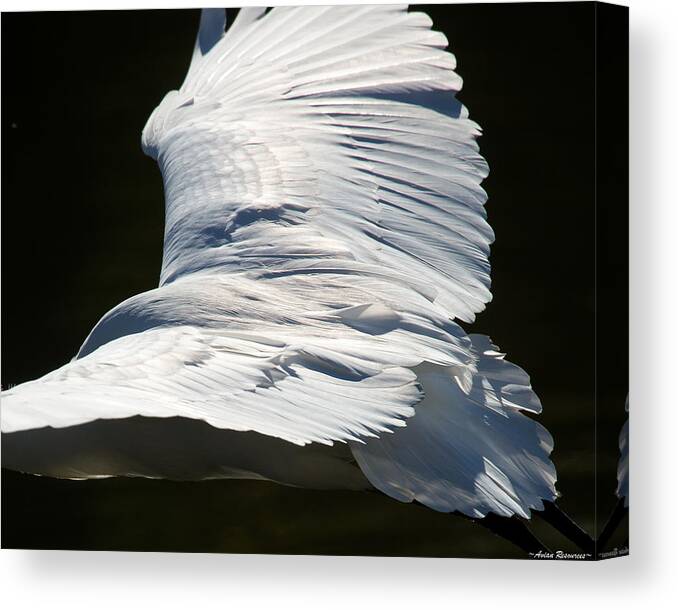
(1, 3, 628, 557)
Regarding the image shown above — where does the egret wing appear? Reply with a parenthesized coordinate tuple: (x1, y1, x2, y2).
(1, 324, 421, 446)
(142, 5, 492, 322)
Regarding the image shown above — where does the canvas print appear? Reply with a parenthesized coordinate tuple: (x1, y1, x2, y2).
(1, 3, 629, 559)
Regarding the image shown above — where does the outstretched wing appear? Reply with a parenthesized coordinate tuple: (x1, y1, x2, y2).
(2, 325, 421, 446)
(142, 5, 492, 323)
(1, 8, 557, 517)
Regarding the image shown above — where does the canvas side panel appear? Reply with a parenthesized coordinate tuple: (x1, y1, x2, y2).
(594, 1, 629, 560)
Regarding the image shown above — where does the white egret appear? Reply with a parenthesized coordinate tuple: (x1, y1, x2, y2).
(2, 6, 568, 551)
(598, 396, 629, 553)
(617, 396, 629, 507)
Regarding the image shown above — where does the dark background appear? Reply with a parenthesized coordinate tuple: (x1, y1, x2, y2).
(1, 3, 628, 557)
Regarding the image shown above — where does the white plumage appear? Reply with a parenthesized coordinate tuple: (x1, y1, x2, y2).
(1, 6, 556, 519)
(616, 396, 629, 507)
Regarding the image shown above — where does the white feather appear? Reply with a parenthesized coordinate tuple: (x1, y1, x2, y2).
(141, 4, 492, 321)
(616, 396, 629, 507)
(351, 335, 556, 518)
(1, 6, 557, 519)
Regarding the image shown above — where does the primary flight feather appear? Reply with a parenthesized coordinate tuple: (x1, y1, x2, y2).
(1, 6, 556, 520)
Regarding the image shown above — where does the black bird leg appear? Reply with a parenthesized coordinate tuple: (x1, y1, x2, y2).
(597, 497, 628, 553)
(470, 512, 552, 556)
(412, 500, 549, 555)
(537, 500, 595, 555)
(405, 498, 550, 556)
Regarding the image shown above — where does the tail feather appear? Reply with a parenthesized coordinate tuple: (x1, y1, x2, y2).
(350, 335, 557, 519)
